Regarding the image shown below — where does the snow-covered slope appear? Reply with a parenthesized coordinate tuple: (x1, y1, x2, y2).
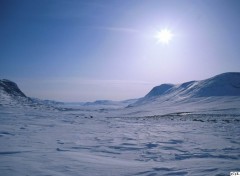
(131, 72, 240, 106)
(145, 83, 175, 98)
(0, 79, 60, 111)
(119, 72, 240, 117)
(0, 79, 31, 107)
(0, 79, 27, 98)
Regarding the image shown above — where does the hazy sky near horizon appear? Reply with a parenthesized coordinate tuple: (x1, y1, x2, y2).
(1, 0, 240, 101)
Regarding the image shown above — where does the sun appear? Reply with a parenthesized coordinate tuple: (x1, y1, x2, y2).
(155, 29, 173, 44)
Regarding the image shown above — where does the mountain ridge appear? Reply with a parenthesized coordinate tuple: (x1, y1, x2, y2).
(130, 72, 240, 107)
(1, 72, 240, 108)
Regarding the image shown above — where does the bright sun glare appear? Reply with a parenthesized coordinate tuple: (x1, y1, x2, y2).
(156, 29, 173, 44)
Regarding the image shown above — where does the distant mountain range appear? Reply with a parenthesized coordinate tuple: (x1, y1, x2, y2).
(1, 72, 240, 109)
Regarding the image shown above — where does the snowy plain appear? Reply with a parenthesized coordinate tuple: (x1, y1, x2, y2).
(1, 73, 240, 176)
(1, 104, 240, 176)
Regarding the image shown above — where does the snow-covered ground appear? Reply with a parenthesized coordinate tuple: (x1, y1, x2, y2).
(1, 73, 240, 175)
(0, 105, 240, 176)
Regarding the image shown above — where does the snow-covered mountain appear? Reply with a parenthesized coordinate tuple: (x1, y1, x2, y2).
(83, 99, 137, 108)
(130, 72, 240, 107)
(0, 79, 61, 110)
(0, 79, 133, 111)
(0, 79, 31, 107)
(83, 100, 118, 106)
(0, 79, 27, 98)
(1, 72, 240, 115)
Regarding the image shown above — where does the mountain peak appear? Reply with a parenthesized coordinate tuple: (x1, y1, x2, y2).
(145, 84, 174, 98)
(132, 72, 240, 106)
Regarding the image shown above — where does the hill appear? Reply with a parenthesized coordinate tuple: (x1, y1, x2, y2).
(131, 72, 240, 107)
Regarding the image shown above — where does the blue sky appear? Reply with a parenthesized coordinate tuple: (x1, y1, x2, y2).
(1, 0, 240, 101)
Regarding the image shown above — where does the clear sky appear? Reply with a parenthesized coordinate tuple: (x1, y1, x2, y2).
(1, 0, 240, 102)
